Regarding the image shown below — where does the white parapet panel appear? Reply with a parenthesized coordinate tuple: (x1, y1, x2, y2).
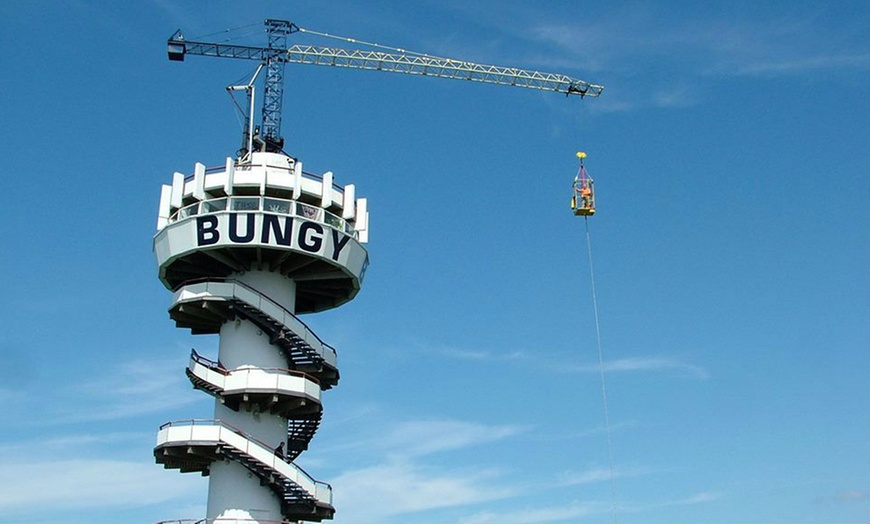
(220, 367, 321, 401)
(342, 184, 356, 220)
(257, 298, 285, 325)
(157, 185, 173, 230)
(231, 284, 261, 311)
(292, 160, 303, 200)
(170, 172, 185, 209)
(258, 155, 268, 195)
(321, 171, 333, 208)
(234, 164, 266, 191)
(356, 198, 369, 243)
(193, 163, 206, 200)
(266, 164, 293, 193)
(219, 425, 248, 452)
(224, 157, 235, 196)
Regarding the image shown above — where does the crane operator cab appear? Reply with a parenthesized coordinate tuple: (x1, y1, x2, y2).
(571, 151, 595, 216)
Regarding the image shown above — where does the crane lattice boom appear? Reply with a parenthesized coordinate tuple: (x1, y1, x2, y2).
(170, 40, 604, 97)
(168, 19, 604, 154)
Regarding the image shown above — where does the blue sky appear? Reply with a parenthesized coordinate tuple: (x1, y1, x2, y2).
(1, 1, 868, 523)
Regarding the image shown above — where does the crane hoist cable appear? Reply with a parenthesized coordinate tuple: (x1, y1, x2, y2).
(572, 152, 619, 523)
(584, 217, 620, 524)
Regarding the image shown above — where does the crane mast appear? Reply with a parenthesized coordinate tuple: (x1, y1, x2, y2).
(261, 19, 296, 152)
(167, 18, 603, 155)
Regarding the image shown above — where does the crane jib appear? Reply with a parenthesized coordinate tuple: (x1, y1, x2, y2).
(167, 20, 603, 152)
(166, 37, 603, 98)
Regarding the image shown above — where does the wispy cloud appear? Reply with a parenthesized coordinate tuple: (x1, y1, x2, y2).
(723, 53, 870, 76)
(460, 488, 721, 524)
(56, 357, 203, 423)
(563, 357, 710, 379)
(435, 345, 529, 363)
(833, 490, 870, 502)
(317, 416, 655, 522)
(461, 500, 601, 524)
(676, 491, 723, 505)
(435, 345, 709, 379)
(378, 419, 527, 458)
(445, 4, 869, 109)
(317, 416, 526, 460)
(0, 431, 149, 457)
(629, 490, 724, 514)
(0, 458, 201, 515)
(332, 459, 516, 521)
(561, 467, 611, 485)
(525, 10, 870, 78)
(553, 465, 657, 494)
(309, 416, 529, 521)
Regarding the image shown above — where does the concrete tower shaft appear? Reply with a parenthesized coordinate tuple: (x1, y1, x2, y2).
(153, 152, 369, 523)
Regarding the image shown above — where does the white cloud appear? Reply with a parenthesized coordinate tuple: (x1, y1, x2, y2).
(678, 491, 722, 504)
(436, 344, 708, 379)
(833, 490, 869, 502)
(564, 357, 709, 379)
(557, 467, 612, 486)
(56, 357, 204, 423)
(460, 500, 601, 524)
(0, 431, 149, 458)
(379, 419, 526, 458)
(524, 10, 869, 77)
(309, 416, 529, 522)
(723, 53, 870, 76)
(483, 6, 870, 110)
(0, 458, 200, 514)
(331, 459, 516, 522)
(651, 82, 700, 108)
(317, 416, 526, 461)
(458, 487, 721, 524)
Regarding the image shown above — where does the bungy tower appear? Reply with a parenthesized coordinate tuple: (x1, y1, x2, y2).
(152, 151, 369, 523)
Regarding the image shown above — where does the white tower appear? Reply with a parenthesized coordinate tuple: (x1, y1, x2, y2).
(153, 151, 369, 523)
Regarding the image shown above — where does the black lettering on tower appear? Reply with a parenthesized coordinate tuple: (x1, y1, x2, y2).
(330, 229, 352, 261)
(298, 221, 324, 253)
(197, 216, 220, 246)
(262, 215, 293, 246)
(229, 213, 255, 243)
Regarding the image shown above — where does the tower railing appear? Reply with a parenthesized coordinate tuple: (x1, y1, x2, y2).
(169, 195, 355, 236)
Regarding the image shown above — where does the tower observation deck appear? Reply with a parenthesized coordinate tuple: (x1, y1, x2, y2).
(153, 151, 369, 523)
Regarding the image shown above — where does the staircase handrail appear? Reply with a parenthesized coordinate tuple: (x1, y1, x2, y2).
(189, 348, 322, 385)
(157, 418, 331, 492)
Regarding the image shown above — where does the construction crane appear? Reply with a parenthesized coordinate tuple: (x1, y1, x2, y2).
(167, 18, 604, 156)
